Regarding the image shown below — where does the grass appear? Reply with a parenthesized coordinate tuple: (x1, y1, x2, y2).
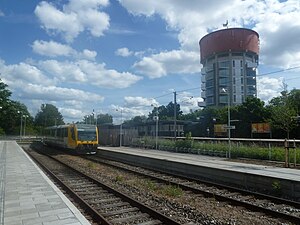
(161, 185, 183, 197)
(132, 137, 300, 163)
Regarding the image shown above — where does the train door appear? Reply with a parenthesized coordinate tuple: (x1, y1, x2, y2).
(68, 125, 77, 149)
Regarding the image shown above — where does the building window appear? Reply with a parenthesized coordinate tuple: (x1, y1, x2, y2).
(219, 95, 228, 104)
(206, 79, 214, 87)
(247, 85, 256, 95)
(240, 60, 243, 67)
(232, 60, 235, 67)
(206, 71, 214, 80)
(246, 67, 256, 77)
(219, 68, 229, 77)
(206, 96, 214, 104)
(219, 77, 229, 85)
(241, 77, 244, 84)
(247, 77, 256, 85)
(206, 87, 214, 96)
(219, 61, 230, 68)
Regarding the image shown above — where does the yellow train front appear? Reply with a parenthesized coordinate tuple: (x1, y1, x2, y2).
(44, 124, 98, 154)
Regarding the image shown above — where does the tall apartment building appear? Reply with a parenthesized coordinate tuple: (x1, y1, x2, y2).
(199, 28, 259, 107)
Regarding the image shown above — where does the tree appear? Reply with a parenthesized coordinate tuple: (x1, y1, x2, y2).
(267, 88, 300, 138)
(123, 115, 147, 126)
(0, 78, 12, 102)
(270, 105, 297, 139)
(148, 102, 182, 121)
(286, 89, 300, 114)
(34, 104, 64, 127)
(96, 113, 113, 125)
(235, 97, 270, 137)
(0, 79, 33, 135)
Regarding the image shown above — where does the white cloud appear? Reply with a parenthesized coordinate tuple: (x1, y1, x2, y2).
(21, 84, 104, 102)
(0, 10, 4, 17)
(133, 50, 200, 78)
(124, 96, 158, 107)
(37, 59, 142, 88)
(0, 59, 54, 90)
(77, 60, 143, 88)
(81, 49, 97, 60)
(32, 40, 97, 60)
(59, 107, 86, 122)
(111, 104, 149, 124)
(34, 0, 110, 42)
(115, 47, 133, 57)
(177, 93, 203, 114)
(32, 40, 75, 57)
(257, 76, 284, 103)
(119, 0, 300, 69)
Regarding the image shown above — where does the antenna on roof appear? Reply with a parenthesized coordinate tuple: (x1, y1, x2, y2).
(223, 20, 228, 29)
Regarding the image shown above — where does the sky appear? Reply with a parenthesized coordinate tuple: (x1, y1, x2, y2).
(0, 0, 300, 124)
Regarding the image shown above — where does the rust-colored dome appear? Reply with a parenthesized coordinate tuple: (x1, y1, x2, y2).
(199, 28, 259, 62)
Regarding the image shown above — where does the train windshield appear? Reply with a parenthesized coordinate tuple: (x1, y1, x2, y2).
(76, 125, 97, 141)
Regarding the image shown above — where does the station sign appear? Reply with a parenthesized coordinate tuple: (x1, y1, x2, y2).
(224, 125, 236, 129)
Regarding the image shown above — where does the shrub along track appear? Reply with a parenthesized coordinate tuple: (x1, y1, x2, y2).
(27, 144, 299, 224)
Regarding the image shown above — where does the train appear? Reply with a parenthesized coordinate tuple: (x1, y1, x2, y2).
(44, 124, 98, 154)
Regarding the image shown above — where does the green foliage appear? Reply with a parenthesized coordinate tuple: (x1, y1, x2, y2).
(0, 79, 34, 135)
(161, 185, 183, 197)
(271, 180, 282, 196)
(115, 175, 124, 182)
(270, 105, 297, 139)
(144, 180, 158, 191)
(124, 115, 147, 126)
(0, 127, 5, 136)
(148, 102, 182, 121)
(34, 104, 64, 127)
(175, 132, 193, 148)
(96, 113, 113, 125)
(139, 137, 300, 163)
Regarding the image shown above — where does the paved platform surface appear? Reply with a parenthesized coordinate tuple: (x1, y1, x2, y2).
(98, 146, 300, 181)
(0, 141, 91, 225)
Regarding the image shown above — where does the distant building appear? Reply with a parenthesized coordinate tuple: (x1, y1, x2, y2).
(98, 121, 185, 146)
(199, 28, 259, 107)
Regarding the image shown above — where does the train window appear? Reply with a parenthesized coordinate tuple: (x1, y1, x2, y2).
(57, 128, 61, 137)
(77, 128, 97, 141)
(64, 128, 68, 137)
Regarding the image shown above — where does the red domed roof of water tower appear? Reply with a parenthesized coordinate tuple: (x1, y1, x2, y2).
(199, 28, 259, 62)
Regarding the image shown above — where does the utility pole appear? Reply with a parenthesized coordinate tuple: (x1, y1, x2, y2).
(174, 91, 177, 140)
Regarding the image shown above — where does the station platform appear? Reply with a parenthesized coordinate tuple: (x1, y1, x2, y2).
(97, 146, 300, 200)
(0, 141, 91, 225)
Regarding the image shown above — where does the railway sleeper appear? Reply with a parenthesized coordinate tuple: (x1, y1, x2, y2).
(98, 202, 130, 209)
(102, 207, 139, 217)
(109, 212, 149, 224)
(90, 197, 121, 204)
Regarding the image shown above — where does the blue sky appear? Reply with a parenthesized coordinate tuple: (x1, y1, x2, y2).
(0, 0, 300, 123)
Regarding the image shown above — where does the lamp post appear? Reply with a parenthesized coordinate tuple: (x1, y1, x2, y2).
(116, 109, 123, 147)
(17, 111, 23, 140)
(221, 88, 231, 158)
(23, 115, 29, 137)
(151, 104, 159, 150)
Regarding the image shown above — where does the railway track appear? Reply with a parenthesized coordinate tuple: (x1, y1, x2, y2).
(83, 155, 300, 224)
(25, 149, 181, 225)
